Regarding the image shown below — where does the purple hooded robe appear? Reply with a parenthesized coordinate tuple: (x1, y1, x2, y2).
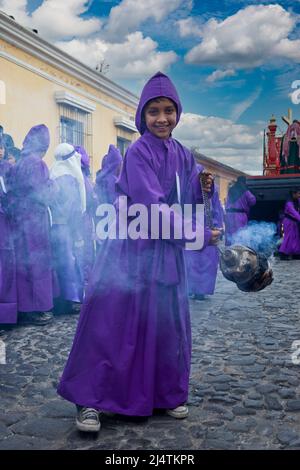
(225, 190, 256, 246)
(10, 125, 55, 313)
(57, 72, 212, 416)
(95, 145, 123, 205)
(278, 199, 300, 255)
(185, 169, 224, 296)
(75, 146, 98, 288)
(0, 158, 17, 323)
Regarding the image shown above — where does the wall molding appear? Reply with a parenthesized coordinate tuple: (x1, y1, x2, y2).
(0, 11, 139, 109)
(0, 50, 136, 119)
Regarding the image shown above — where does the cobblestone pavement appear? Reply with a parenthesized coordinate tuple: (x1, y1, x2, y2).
(1, 258, 300, 450)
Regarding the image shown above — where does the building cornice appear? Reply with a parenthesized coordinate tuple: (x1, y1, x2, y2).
(0, 11, 139, 109)
(114, 116, 137, 133)
(55, 91, 96, 113)
(194, 151, 248, 176)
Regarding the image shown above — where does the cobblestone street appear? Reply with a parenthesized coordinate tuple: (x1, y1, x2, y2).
(0, 258, 300, 450)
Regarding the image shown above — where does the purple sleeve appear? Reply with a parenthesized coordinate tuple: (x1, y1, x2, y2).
(285, 201, 300, 222)
(245, 190, 256, 207)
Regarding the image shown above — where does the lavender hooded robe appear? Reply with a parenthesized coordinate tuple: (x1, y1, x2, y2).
(0, 159, 17, 323)
(50, 145, 84, 304)
(75, 146, 98, 288)
(11, 125, 55, 313)
(225, 190, 256, 246)
(185, 173, 224, 296)
(279, 200, 300, 255)
(95, 145, 122, 205)
(58, 72, 212, 416)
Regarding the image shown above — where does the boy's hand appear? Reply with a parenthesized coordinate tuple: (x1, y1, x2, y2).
(200, 172, 214, 193)
(209, 229, 222, 245)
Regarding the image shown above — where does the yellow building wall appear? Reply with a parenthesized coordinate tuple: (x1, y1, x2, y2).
(195, 159, 241, 204)
(0, 39, 137, 177)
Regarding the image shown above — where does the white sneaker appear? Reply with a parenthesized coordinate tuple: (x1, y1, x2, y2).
(166, 405, 189, 419)
(76, 407, 101, 432)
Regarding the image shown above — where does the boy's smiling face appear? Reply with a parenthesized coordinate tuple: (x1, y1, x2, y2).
(144, 97, 177, 139)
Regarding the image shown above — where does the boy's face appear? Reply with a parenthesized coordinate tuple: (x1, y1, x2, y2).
(144, 97, 177, 139)
(0, 146, 4, 160)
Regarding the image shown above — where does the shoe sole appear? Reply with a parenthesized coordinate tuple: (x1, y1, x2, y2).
(166, 410, 189, 419)
(76, 419, 101, 432)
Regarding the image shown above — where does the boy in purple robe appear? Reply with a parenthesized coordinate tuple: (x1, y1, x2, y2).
(50, 143, 86, 314)
(95, 144, 123, 205)
(75, 145, 98, 289)
(0, 138, 17, 325)
(10, 125, 54, 326)
(185, 172, 224, 300)
(278, 189, 300, 259)
(57, 72, 221, 432)
(225, 176, 256, 246)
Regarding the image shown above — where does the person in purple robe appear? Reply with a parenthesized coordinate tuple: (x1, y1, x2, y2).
(185, 167, 224, 300)
(225, 176, 256, 246)
(95, 144, 123, 205)
(10, 125, 54, 326)
(278, 189, 300, 259)
(0, 137, 17, 325)
(57, 72, 221, 433)
(75, 145, 98, 289)
(50, 143, 86, 314)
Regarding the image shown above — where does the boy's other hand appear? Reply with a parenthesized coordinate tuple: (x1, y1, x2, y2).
(209, 229, 222, 245)
(200, 172, 214, 193)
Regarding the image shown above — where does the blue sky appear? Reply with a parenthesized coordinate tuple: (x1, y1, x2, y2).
(1, 0, 300, 174)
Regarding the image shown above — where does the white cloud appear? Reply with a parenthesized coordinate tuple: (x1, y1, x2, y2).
(185, 4, 300, 69)
(31, 0, 101, 41)
(173, 112, 263, 174)
(206, 68, 236, 82)
(176, 17, 203, 38)
(57, 32, 177, 79)
(0, 0, 101, 40)
(0, 0, 178, 79)
(105, 0, 185, 40)
(0, 0, 30, 25)
(230, 86, 262, 121)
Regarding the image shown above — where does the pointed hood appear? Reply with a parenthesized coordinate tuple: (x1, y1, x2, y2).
(21, 124, 50, 158)
(135, 71, 182, 135)
(101, 144, 122, 175)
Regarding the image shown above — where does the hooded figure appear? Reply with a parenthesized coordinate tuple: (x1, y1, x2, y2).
(10, 125, 54, 325)
(75, 145, 98, 288)
(281, 121, 300, 174)
(225, 176, 256, 246)
(0, 135, 17, 324)
(279, 189, 300, 257)
(58, 72, 213, 423)
(185, 165, 224, 299)
(95, 144, 123, 205)
(49, 143, 85, 313)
